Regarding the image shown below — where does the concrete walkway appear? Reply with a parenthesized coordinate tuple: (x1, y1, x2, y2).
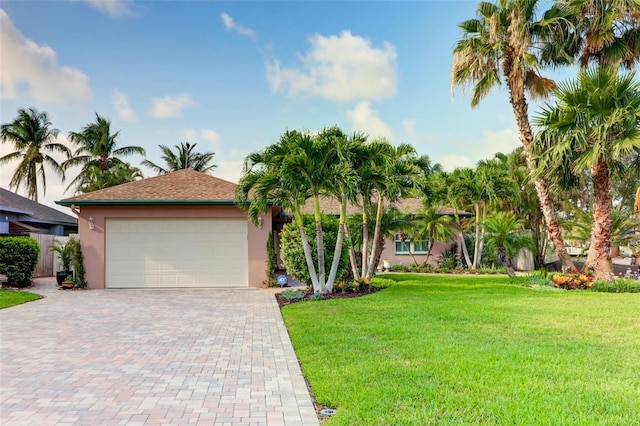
(0, 279, 319, 426)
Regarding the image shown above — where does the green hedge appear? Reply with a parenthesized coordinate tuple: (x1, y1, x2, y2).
(280, 215, 349, 288)
(0, 237, 40, 288)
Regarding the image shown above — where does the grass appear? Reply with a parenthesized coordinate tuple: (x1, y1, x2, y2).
(0, 288, 42, 309)
(281, 274, 640, 425)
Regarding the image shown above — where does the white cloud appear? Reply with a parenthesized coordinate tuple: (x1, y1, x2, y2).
(149, 93, 193, 119)
(178, 128, 221, 148)
(266, 30, 397, 102)
(478, 128, 521, 155)
(82, 0, 134, 18)
(214, 159, 243, 184)
(0, 9, 91, 105)
(220, 13, 256, 40)
(346, 102, 394, 140)
(437, 154, 475, 172)
(111, 89, 136, 121)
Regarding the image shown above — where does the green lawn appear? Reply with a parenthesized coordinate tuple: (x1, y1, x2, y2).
(282, 274, 640, 425)
(0, 288, 42, 309)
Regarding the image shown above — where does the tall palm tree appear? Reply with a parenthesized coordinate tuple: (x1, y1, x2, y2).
(365, 141, 431, 279)
(449, 162, 517, 270)
(141, 142, 217, 175)
(562, 0, 640, 69)
(77, 163, 143, 193)
(533, 66, 640, 279)
(237, 130, 334, 293)
(0, 108, 70, 202)
(452, 0, 576, 269)
(65, 113, 145, 192)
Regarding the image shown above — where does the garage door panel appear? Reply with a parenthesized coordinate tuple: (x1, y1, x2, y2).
(106, 218, 248, 288)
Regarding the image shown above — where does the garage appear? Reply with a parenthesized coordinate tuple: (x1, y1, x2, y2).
(105, 218, 248, 288)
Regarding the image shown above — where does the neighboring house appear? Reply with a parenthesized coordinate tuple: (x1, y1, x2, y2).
(56, 169, 272, 289)
(0, 188, 78, 235)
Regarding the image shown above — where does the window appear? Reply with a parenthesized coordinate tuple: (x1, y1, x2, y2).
(394, 234, 430, 255)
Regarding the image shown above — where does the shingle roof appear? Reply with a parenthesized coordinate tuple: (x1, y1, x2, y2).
(298, 196, 465, 216)
(57, 169, 239, 206)
(0, 188, 78, 226)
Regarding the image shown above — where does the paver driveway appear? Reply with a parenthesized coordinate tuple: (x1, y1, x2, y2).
(0, 279, 319, 426)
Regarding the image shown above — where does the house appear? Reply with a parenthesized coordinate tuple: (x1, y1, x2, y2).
(0, 188, 78, 235)
(56, 169, 272, 289)
(292, 197, 464, 268)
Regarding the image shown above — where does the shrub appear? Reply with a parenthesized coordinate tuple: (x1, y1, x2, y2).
(50, 239, 73, 271)
(591, 279, 640, 293)
(279, 215, 349, 288)
(390, 264, 409, 272)
(280, 289, 306, 301)
(529, 270, 555, 287)
(265, 231, 276, 286)
(65, 237, 87, 288)
(0, 237, 40, 288)
(436, 250, 457, 270)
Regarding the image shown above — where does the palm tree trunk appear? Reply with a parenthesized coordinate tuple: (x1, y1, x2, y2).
(590, 159, 614, 280)
(402, 240, 419, 267)
(505, 64, 575, 270)
(366, 197, 384, 280)
(313, 195, 326, 291)
(326, 195, 348, 292)
(344, 224, 360, 280)
(477, 203, 487, 267)
(421, 238, 434, 267)
(299, 224, 321, 293)
(472, 203, 481, 270)
(361, 206, 369, 278)
(498, 247, 515, 277)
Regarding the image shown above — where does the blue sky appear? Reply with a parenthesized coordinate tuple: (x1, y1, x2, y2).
(1, 0, 557, 211)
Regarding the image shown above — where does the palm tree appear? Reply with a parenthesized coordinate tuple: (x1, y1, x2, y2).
(77, 163, 143, 193)
(237, 130, 334, 293)
(364, 141, 431, 279)
(0, 108, 70, 202)
(562, 0, 640, 69)
(65, 113, 145, 192)
(413, 206, 457, 267)
(452, 0, 576, 269)
(141, 142, 217, 175)
(448, 162, 517, 270)
(484, 212, 533, 276)
(533, 66, 640, 279)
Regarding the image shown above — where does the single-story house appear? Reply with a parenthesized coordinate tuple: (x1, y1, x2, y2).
(56, 169, 272, 289)
(293, 197, 464, 268)
(0, 188, 78, 235)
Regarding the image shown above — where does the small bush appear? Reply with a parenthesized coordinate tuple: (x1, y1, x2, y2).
(65, 237, 87, 288)
(390, 264, 409, 272)
(591, 279, 640, 293)
(280, 289, 306, 301)
(528, 270, 555, 287)
(370, 277, 394, 288)
(0, 237, 40, 288)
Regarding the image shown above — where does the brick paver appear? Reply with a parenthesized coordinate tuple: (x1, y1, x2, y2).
(0, 279, 319, 425)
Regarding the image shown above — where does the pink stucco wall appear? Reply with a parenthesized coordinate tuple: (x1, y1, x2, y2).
(77, 205, 272, 289)
(379, 241, 452, 268)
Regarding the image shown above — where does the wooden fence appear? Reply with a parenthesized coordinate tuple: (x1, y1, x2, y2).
(29, 234, 70, 277)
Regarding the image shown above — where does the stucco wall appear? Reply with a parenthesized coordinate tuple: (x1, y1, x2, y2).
(77, 205, 271, 289)
(379, 240, 452, 268)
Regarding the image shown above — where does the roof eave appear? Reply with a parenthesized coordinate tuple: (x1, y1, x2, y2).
(56, 200, 240, 207)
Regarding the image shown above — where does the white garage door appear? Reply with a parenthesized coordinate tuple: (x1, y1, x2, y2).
(106, 218, 248, 288)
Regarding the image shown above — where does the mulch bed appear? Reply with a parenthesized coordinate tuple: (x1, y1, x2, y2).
(274, 284, 384, 309)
